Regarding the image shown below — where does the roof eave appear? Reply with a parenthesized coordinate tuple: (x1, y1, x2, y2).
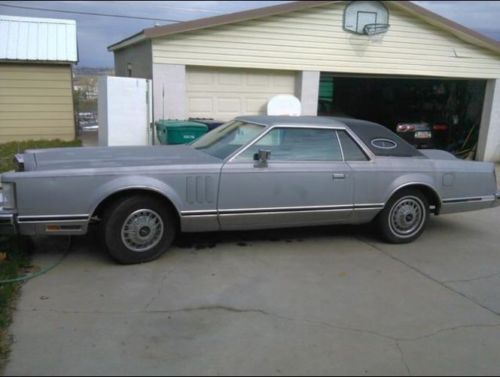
(388, 1, 500, 55)
(108, 31, 147, 51)
(143, 1, 337, 39)
(107, 0, 500, 57)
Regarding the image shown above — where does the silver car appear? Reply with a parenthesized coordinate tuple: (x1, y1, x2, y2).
(1, 116, 499, 264)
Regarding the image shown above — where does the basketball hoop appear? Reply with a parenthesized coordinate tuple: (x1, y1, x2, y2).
(363, 23, 389, 43)
(363, 23, 390, 35)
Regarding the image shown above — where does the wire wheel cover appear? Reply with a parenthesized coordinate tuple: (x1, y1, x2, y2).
(121, 209, 164, 252)
(388, 196, 425, 237)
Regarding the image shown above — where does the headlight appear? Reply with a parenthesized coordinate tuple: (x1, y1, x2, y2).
(1, 182, 16, 210)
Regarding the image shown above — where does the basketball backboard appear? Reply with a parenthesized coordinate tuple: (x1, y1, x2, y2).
(344, 1, 389, 35)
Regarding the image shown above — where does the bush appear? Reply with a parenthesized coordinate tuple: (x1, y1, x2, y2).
(0, 139, 82, 173)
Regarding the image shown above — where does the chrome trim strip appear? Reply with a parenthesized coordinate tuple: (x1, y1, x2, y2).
(181, 210, 218, 216)
(227, 124, 348, 163)
(181, 204, 385, 217)
(335, 131, 345, 162)
(442, 195, 495, 204)
(17, 214, 90, 223)
(219, 209, 353, 217)
(343, 127, 376, 161)
(0, 213, 14, 224)
(388, 182, 442, 204)
(219, 204, 353, 214)
(89, 186, 182, 218)
(20, 218, 88, 222)
(354, 203, 385, 209)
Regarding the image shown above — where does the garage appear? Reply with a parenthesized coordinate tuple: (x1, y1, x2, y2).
(109, 0, 500, 162)
(318, 74, 487, 157)
(186, 67, 296, 121)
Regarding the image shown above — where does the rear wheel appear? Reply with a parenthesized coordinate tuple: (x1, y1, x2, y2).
(100, 195, 176, 264)
(377, 189, 429, 243)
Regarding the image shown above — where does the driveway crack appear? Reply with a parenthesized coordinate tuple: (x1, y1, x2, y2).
(396, 341, 411, 376)
(356, 236, 500, 317)
(144, 267, 176, 311)
(442, 272, 500, 285)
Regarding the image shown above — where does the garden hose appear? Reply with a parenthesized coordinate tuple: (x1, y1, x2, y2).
(0, 237, 72, 285)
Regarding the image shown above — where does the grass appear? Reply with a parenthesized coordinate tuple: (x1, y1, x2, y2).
(0, 139, 82, 173)
(0, 237, 31, 369)
(0, 139, 81, 370)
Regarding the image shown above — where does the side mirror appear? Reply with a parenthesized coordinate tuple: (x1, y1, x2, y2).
(253, 149, 271, 167)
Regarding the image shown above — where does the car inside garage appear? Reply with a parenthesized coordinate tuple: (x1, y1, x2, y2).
(318, 73, 487, 158)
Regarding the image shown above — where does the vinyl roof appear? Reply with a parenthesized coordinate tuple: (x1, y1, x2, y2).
(108, 1, 500, 55)
(236, 115, 347, 127)
(0, 15, 78, 63)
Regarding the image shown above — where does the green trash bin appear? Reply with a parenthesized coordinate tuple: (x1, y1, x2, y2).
(155, 120, 208, 145)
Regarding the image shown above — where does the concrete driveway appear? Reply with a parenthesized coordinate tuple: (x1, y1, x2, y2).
(4, 204, 500, 376)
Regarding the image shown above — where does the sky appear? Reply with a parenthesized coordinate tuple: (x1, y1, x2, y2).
(1, 1, 499, 67)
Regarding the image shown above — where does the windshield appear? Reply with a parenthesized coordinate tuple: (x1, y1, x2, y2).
(192, 121, 264, 159)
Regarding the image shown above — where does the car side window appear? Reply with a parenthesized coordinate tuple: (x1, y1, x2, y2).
(337, 131, 369, 161)
(236, 127, 343, 162)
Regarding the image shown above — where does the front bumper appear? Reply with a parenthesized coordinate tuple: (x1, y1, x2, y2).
(0, 191, 17, 235)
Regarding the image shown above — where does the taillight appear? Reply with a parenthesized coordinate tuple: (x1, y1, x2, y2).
(433, 124, 448, 132)
(396, 124, 416, 133)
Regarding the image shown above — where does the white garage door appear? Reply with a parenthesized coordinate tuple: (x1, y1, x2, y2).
(186, 66, 296, 121)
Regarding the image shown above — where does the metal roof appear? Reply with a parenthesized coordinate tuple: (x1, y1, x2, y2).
(0, 15, 78, 63)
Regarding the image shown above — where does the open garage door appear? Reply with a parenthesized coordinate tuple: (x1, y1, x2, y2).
(319, 74, 486, 159)
(186, 67, 296, 121)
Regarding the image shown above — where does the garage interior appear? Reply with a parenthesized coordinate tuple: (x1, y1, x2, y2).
(318, 73, 487, 158)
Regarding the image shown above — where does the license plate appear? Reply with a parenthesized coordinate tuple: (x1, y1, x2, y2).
(415, 131, 432, 139)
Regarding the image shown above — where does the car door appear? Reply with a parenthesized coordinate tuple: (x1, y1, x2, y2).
(217, 127, 354, 230)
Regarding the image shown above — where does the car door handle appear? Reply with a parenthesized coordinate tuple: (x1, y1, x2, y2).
(332, 173, 346, 180)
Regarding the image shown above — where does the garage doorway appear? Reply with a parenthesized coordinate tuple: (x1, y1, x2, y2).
(318, 74, 486, 158)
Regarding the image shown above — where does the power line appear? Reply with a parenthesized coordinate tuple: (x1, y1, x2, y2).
(0, 2, 184, 23)
(103, 1, 225, 15)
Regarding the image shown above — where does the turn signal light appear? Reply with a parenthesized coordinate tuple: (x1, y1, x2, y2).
(433, 124, 448, 132)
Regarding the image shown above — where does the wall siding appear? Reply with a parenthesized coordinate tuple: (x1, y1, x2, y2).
(0, 64, 75, 142)
(114, 40, 152, 79)
(152, 3, 500, 79)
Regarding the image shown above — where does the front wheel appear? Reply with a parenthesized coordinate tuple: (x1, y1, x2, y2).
(101, 195, 176, 264)
(377, 189, 429, 243)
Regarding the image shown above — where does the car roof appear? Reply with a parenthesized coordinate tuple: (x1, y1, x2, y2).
(235, 115, 347, 128)
(236, 115, 423, 158)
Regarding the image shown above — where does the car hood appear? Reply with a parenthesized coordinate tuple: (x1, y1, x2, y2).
(20, 145, 220, 171)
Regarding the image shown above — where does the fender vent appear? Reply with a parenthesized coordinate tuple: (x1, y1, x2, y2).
(186, 176, 215, 204)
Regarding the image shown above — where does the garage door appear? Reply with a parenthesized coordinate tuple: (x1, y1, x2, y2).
(186, 66, 296, 121)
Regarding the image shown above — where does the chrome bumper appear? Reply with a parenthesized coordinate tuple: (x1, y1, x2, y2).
(0, 192, 17, 235)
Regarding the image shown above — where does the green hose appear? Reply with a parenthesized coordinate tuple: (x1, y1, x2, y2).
(0, 237, 72, 285)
